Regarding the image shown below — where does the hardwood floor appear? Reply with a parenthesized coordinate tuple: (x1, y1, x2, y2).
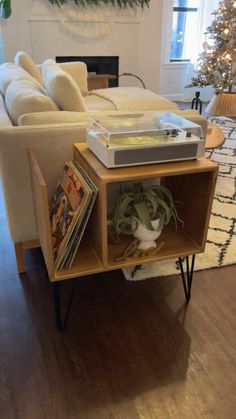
(1, 181, 236, 418)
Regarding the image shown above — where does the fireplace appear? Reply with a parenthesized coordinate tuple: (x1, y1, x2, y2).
(56, 56, 119, 87)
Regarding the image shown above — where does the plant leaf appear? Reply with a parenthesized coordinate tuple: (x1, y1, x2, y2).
(0, 0, 11, 18)
(119, 194, 135, 213)
(133, 201, 153, 230)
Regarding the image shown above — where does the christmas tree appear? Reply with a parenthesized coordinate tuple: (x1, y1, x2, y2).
(190, 0, 236, 94)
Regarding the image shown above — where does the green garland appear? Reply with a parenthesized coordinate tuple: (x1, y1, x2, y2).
(47, 0, 150, 9)
(0, 0, 11, 19)
(0, 0, 149, 20)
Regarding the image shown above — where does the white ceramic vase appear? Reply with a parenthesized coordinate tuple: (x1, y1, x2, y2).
(133, 219, 162, 250)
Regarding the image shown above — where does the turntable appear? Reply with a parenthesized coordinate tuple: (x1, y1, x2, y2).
(86, 111, 205, 168)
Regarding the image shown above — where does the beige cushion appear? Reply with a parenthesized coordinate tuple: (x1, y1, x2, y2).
(18, 111, 90, 126)
(17, 107, 207, 137)
(89, 87, 179, 111)
(5, 79, 58, 125)
(19, 108, 182, 126)
(0, 94, 13, 127)
(14, 51, 43, 86)
(17, 109, 207, 139)
(0, 63, 33, 96)
(42, 59, 87, 112)
(58, 62, 88, 96)
(84, 94, 116, 111)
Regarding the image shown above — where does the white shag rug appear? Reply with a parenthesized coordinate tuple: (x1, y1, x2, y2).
(123, 117, 236, 281)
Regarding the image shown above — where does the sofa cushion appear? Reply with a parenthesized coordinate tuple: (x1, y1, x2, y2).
(0, 63, 33, 97)
(18, 111, 91, 126)
(42, 59, 87, 112)
(58, 62, 88, 96)
(14, 51, 44, 86)
(84, 94, 116, 111)
(5, 79, 58, 125)
(0, 94, 13, 127)
(17, 109, 207, 140)
(89, 87, 179, 111)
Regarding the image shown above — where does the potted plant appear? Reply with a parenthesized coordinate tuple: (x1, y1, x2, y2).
(108, 182, 181, 250)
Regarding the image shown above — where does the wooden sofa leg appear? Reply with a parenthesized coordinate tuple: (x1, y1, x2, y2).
(14, 242, 26, 274)
(14, 240, 40, 274)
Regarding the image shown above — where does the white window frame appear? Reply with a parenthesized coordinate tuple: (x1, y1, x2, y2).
(162, 0, 202, 67)
(170, 1, 199, 63)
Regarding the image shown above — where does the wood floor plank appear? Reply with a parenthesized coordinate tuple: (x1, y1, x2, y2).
(0, 179, 236, 418)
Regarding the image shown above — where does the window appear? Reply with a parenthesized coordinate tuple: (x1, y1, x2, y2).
(170, 0, 200, 62)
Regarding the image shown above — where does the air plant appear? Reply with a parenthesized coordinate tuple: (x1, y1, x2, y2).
(109, 182, 182, 242)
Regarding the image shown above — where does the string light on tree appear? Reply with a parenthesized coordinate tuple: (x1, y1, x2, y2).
(189, 0, 236, 94)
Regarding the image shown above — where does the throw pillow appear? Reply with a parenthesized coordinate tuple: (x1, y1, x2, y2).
(5, 79, 58, 125)
(58, 62, 88, 96)
(14, 51, 44, 86)
(42, 59, 87, 112)
(0, 63, 33, 97)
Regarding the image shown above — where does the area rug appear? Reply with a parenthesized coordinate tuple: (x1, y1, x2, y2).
(123, 117, 236, 280)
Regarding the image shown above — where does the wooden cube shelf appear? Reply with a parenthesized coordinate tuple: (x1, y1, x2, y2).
(28, 144, 218, 329)
(73, 143, 218, 270)
(28, 145, 218, 283)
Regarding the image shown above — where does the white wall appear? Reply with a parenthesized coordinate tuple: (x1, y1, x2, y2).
(159, 63, 191, 101)
(1, 0, 163, 93)
(136, 0, 163, 93)
(1, 0, 32, 60)
(158, 0, 191, 101)
(1, 0, 211, 100)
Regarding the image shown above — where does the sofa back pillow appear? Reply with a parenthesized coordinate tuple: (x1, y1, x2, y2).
(58, 62, 88, 96)
(0, 63, 33, 97)
(14, 51, 43, 86)
(5, 79, 58, 125)
(42, 59, 87, 112)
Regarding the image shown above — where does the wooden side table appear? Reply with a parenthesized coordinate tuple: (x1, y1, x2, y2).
(28, 146, 218, 330)
(87, 74, 117, 90)
(205, 122, 225, 149)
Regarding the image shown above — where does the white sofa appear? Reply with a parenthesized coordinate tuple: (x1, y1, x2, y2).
(0, 53, 208, 273)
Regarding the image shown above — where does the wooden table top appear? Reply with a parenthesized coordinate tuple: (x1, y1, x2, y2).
(74, 143, 218, 182)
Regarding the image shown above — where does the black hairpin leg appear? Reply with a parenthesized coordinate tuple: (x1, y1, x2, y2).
(53, 280, 76, 331)
(191, 91, 203, 115)
(178, 255, 195, 303)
